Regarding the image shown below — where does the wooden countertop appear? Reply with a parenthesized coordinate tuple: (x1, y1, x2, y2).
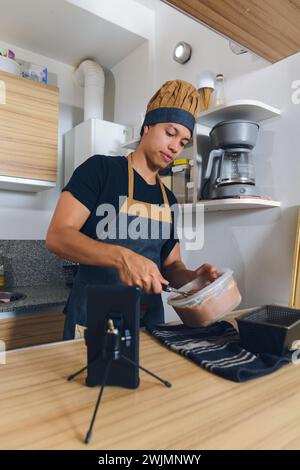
(1, 319, 300, 450)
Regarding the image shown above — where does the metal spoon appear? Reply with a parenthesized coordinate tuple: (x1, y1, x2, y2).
(162, 285, 190, 298)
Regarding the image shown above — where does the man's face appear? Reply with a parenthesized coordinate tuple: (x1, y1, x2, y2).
(142, 122, 191, 170)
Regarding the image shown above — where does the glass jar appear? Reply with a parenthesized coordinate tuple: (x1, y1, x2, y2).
(212, 73, 225, 107)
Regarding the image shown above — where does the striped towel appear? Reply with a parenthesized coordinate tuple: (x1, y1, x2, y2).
(145, 321, 291, 382)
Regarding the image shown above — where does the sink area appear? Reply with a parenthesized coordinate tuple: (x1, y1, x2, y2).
(0, 291, 27, 304)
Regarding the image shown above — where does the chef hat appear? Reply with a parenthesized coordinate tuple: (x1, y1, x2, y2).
(141, 79, 201, 136)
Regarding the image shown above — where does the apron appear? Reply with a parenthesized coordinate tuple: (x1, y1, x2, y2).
(63, 153, 172, 339)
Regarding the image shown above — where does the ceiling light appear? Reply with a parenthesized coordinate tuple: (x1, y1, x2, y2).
(229, 40, 248, 55)
(173, 42, 192, 64)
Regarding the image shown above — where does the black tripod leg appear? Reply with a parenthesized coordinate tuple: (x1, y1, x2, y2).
(121, 354, 171, 388)
(67, 354, 103, 381)
(67, 364, 88, 381)
(84, 359, 112, 444)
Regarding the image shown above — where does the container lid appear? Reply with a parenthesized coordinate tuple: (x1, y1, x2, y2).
(172, 165, 188, 173)
(210, 120, 259, 134)
(173, 158, 190, 166)
(0, 56, 21, 76)
(167, 268, 233, 308)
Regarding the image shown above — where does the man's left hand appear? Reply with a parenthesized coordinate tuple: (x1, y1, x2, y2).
(194, 263, 221, 286)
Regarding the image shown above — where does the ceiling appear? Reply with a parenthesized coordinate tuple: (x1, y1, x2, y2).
(0, 0, 146, 68)
(163, 0, 300, 63)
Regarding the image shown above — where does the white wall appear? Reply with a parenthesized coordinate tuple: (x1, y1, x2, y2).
(112, 41, 153, 130)
(113, 0, 269, 129)
(164, 52, 300, 318)
(188, 52, 300, 312)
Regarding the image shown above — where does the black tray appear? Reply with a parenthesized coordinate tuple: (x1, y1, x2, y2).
(236, 305, 300, 355)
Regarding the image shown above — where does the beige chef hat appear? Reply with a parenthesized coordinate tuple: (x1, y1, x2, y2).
(141, 79, 201, 136)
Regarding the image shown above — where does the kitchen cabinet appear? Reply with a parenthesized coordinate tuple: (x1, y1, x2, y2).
(163, 0, 300, 63)
(0, 311, 64, 350)
(0, 70, 59, 192)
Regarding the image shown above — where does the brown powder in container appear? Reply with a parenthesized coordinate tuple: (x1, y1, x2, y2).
(174, 281, 241, 328)
(173, 288, 201, 301)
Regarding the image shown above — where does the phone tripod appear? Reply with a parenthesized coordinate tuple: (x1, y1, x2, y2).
(67, 319, 172, 444)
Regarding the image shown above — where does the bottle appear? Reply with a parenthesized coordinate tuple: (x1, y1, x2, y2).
(212, 73, 225, 107)
(0, 253, 4, 289)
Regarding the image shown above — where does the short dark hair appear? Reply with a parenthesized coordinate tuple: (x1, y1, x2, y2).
(140, 123, 153, 137)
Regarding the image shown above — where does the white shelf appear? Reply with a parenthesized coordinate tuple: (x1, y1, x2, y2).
(197, 100, 281, 128)
(0, 175, 56, 192)
(181, 198, 281, 212)
(122, 138, 139, 150)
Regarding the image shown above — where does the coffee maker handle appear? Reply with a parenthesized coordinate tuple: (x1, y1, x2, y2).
(204, 149, 224, 180)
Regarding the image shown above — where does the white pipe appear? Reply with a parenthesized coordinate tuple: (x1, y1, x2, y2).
(74, 60, 105, 121)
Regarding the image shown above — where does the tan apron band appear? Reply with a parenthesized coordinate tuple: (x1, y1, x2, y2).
(127, 152, 170, 206)
(157, 174, 170, 206)
(127, 153, 134, 200)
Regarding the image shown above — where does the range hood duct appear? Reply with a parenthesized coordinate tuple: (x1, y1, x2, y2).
(74, 59, 105, 121)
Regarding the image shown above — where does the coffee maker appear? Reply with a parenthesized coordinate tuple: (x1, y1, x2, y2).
(202, 120, 260, 199)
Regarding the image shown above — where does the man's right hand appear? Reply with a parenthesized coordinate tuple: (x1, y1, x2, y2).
(117, 248, 169, 294)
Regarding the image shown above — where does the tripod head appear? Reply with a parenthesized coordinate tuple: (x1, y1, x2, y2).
(102, 318, 132, 361)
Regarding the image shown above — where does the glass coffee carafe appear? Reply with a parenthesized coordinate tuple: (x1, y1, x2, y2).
(218, 148, 255, 186)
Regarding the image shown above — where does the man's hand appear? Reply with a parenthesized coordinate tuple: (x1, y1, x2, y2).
(118, 248, 168, 294)
(194, 263, 221, 287)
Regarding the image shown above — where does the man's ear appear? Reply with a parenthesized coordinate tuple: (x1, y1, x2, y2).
(144, 125, 149, 134)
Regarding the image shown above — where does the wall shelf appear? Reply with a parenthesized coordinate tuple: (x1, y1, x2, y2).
(0, 176, 56, 193)
(197, 100, 281, 129)
(122, 101, 281, 212)
(182, 198, 281, 212)
(122, 138, 139, 150)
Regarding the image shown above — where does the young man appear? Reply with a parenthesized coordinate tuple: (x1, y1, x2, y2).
(46, 79, 219, 339)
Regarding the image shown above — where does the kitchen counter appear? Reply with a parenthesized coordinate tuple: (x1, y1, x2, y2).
(0, 284, 70, 318)
(1, 322, 300, 450)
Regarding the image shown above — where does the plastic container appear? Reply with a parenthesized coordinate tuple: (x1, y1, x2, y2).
(171, 164, 190, 203)
(20, 62, 48, 84)
(0, 56, 21, 76)
(167, 269, 241, 327)
(237, 305, 300, 355)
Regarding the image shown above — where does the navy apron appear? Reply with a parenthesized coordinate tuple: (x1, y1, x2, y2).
(63, 153, 172, 339)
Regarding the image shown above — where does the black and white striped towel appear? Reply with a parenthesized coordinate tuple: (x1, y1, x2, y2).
(146, 321, 291, 382)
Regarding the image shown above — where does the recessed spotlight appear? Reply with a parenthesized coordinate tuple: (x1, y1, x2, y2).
(173, 42, 192, 64)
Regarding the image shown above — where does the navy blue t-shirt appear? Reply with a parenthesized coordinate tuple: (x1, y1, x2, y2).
(62, 155, 178, 264)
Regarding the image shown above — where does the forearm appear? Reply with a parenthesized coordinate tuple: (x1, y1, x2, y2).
(162, 260, 196, 288)
(46, 226, 125, 269)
